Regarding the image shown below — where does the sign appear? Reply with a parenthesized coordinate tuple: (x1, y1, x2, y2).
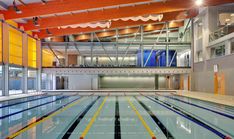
(214, 64, 219, 73)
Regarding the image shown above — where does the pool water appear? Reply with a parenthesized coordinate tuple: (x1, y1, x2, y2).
(0, 94, 233, 139)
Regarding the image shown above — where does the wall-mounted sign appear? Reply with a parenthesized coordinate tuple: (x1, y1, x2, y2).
(214, 64, 219, 73)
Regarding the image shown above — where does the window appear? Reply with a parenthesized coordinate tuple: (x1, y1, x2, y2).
(197, 21, 203, 39)
(197, 51, 203, 62)
(211, 45, 225, 58)
(9, 66, 23, 95)
(231, 41, 234, 54)
(28, 69, 37, 92)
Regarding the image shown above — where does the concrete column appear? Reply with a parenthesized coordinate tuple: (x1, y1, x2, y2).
(36, 40, 42, 92)
(3, 64, 9, 96)
(22, 33, 28, 94)
(65, 44, 68, 67)
(52, 74, 56, 90)
(225, 40, 231, 55)
(2, 22, 9, 96)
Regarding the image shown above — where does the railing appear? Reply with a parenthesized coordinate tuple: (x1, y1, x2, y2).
(209, 22, 234, 42)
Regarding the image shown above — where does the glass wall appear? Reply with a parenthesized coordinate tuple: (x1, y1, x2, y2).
(9, 66, 23, 95)
(27, 69, 37, 92)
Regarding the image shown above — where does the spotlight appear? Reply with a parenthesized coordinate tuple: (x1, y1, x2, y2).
(195, 0, 203, 6)
(13, 0, 22, 14)
(46, 29, 52, 36)
(33, 17, 40, 27)
(41, 0, 47, 4)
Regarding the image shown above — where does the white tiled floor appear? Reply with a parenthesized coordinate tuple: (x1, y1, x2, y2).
(176, 90, 234, 107)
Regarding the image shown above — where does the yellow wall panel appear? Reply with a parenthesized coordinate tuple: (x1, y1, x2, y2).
(28, 37, 37, 68)
(42, 49, 54, 67)
(9, 27, 22, 65)
(6, 20, 18, 28)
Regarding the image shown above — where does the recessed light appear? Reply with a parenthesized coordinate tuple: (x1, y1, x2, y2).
(195, 0, 203, 6)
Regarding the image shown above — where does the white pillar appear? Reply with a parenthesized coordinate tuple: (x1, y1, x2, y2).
(22, 33, 28, 94)
(36, 40, 42, 92)
(2, 22, 9, 96)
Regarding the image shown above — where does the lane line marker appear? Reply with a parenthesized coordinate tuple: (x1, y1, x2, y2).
(127, 97, 156, 139)
(135, 96, 174, 139)
(6, 96, 85, 139)
(0, 95, 53, 109)
(80, 96, 108, 139)
(115, 96, 121, 139)
(0, 95, 70, 119)
(61, 96, 100, 139)
(145, 95, 232, 139)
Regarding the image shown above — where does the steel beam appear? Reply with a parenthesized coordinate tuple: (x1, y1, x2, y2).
(144, 24, 165, 67)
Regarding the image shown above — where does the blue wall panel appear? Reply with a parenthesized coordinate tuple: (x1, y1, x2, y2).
(137, 50, 177, 67)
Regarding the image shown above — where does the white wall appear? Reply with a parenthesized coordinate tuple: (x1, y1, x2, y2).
(68, 75, 98, 90)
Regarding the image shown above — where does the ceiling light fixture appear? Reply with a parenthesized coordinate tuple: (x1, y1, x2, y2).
(33, 17, 40, 27)
(13, 0, 22, 14)
(195, 0, 203, 6)
(41, 0, 47, 4)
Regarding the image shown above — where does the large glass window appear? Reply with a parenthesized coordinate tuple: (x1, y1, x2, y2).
(197, 20, 203, 39)
(231, 41, 234, 54)
(28, 69, 37, 92)
(211, 45, 226, 58)
(9, 66, 23, 95)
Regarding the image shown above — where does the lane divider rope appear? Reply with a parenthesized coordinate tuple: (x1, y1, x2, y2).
(127, 97, 156, 139)
(80, 96, 108, 139)
(0, 95, 69, 119)
(144, 95, 232, 139)
(6, 96, 85, 139)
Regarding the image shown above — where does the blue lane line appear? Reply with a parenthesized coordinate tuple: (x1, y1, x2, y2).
(0, 95, 56, 109)
(173, 94, 234, 112)
(0, 95, 71, 119)
(166, 96, 234, 120)
(0, 94, 46, 103)
(145, 96, 230, 139)
(4, 96, 82, 139)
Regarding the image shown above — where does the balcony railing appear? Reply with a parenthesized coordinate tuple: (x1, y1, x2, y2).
(209, 22, 234, 42)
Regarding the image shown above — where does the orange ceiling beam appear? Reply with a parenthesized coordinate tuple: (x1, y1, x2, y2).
(36, 10, 197, 38)
(75, 21, 183, 41)
(20, 0, 233, 31)
(2, 0, 151, 20)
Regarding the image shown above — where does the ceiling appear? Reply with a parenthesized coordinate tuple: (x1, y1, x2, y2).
(0, 0, 233, 40)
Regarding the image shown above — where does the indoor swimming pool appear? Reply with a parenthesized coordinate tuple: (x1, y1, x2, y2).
(0, 93, 233, 139)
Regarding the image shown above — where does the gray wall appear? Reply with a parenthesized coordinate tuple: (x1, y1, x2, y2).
(68, 75, 98, 90)
(99, 75, 155, 89)
(192, 54, 234, 95)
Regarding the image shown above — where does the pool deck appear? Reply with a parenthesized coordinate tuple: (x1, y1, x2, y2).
(175, 90, 234, 107)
